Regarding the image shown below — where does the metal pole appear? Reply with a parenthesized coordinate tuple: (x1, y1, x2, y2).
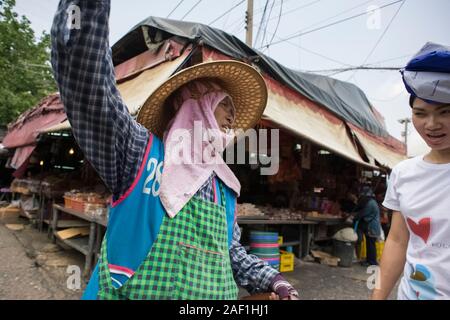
(398, 118, 411, 155)
(246, 0, 254, 47)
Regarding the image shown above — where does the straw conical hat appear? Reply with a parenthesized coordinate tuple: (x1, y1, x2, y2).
(137, 60, 268, 138)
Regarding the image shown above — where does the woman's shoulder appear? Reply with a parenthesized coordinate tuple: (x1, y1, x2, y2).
(391, 156, 423, 175)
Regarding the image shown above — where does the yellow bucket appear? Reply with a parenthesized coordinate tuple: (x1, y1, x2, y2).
(358, 235, 384, 261)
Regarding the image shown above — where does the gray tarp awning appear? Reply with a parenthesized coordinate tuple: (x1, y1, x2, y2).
(112, 17, 388, 137)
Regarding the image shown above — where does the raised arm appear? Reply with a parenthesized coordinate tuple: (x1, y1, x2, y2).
(50, 0, 149, 198)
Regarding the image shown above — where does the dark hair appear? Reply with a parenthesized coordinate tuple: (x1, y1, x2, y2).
(409, 95, 415, 108)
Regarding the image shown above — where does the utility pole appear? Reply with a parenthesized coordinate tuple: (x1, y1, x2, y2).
(245, 0, 254, 47)
(398, 118, 411, 155)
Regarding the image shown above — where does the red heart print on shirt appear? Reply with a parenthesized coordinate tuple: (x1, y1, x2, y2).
(406, 217, 431, 244)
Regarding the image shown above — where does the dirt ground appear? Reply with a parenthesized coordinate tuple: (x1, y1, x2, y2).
(0, 216, 398, 300)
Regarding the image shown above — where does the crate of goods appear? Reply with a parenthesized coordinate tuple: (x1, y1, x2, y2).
(84, 194, 106, 215)
(280, 250, 294, 272)
(64, 194, 85, 212)
(84, 203, 106, 216)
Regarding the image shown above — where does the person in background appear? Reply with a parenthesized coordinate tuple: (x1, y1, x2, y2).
(353, 186, 382, 267)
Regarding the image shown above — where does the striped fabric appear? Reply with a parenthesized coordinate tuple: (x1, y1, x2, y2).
(108, 264, 135, 288)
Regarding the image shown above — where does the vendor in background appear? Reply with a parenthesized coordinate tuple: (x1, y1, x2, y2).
(375, 186, 391, 238)
(341, 186, 381, 266)
(354, 186, 382, 266)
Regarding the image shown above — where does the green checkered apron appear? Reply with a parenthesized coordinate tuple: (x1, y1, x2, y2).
(97, 183, 238, 300)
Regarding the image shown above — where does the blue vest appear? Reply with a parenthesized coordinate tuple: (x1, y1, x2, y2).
(82, 134, 236, 299)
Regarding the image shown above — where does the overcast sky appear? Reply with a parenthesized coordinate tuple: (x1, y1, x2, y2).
(14, 0, 450, 156)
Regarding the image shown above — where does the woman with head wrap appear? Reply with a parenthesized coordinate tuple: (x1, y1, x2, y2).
(50, 0, 298, 300)
(372, 42, 450, 300)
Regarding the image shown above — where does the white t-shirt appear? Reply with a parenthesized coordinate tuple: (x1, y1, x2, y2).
(383, 155, 450, 300)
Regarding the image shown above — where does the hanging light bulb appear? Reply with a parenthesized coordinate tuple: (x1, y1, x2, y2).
(40, 160, 44, 166)
(69, 148, 75, 155)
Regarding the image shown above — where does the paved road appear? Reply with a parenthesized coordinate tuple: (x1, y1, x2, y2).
(0, 222, 82, 300)
(0, 221, 397, 300)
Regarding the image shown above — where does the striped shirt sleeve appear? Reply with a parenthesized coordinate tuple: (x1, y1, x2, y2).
(50, 0, 149, 199)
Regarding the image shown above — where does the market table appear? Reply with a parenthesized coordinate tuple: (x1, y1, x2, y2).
(52, 204, 107, 276)
(236, 217, 318, 258)
(304, 217, 348, 242)
(303, 216, 346, 225)
(237, 216, 347, 258)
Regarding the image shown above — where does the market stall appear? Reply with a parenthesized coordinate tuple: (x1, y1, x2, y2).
(112, 17, 406, 263)
(1, 16, 407, 273)
(230, 127, 384, 259)
(2, 103, 111, 273)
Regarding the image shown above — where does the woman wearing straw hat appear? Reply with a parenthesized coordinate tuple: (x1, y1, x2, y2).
(51, 0, 298, 300)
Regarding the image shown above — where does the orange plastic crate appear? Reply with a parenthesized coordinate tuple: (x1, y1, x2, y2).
(64, 196, 85, 212)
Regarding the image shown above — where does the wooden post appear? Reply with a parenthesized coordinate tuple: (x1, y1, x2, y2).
(245, 0, 254, 47)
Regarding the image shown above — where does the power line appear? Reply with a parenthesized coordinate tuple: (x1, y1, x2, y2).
(260, 28, 355, 67)
(265, 0, 321, 24)
(299, 52, 413, 74)
(226, 0, 296, 32)
(362, 1, 406, 64)
(323, 54, 411, 77)
(259, 0, 404, 49)
(231, 20, 246, 35)
(294, 45, 354, 67)
(260, 0, 277, 47)
(346, 0, 406, 81)
(181, 0, 203, 20)
(227, 0, 269, 29)
(305, 66, 401, 74)
(282, 0, 373, 40)
(238, 0, 323, 41)
(221, 1, 238, 29)
(218, 0, 408, 72)
(366, 53, 413, 65)
(208, 0, 246, 25)
(247, 0, 372, 46)
(267, 0, 284, 48)
(254, 0, 270, 46)
(254, 0, 365, 57)
(257, 2, 399, 67)
(166, 0, 185, 18)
